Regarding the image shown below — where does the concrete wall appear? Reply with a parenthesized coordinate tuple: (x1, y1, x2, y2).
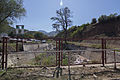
(23, 43, 49, 51)
(23, 44, 39, 51)
(7, 52, 42, 67)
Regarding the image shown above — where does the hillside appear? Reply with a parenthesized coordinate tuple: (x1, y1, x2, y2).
(39, 30, 59, 37)
(82, 20, 120, 38)
(56, 13, 120, 39)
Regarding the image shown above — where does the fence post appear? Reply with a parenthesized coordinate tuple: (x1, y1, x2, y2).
(101, 39, 105, 67)
(16, 37, 18, 52)
(104, 39, 107, 64)
(2, 37, 5, 69)
(68, 52, 71, 80)
(5, 38, 8, 70)
(58, 40, 61, 67)
(114, 50, 117, 69)
(61, 40, 63, 66)
(56, 40, 58, 66)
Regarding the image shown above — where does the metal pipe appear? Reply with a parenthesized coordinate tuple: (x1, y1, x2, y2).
(16, 37, 18, 52)
(2, 37, 5, 69)
(114, 50, 117, 69)
(68, 52, 71, 80)
(104, 40, 107, 64)
(56, 40, 58, 66)
(101, 39, 105, 67)
(61, 40, 63, 66)
(5, 38, 8, 70)
(59, 40, 61, 67)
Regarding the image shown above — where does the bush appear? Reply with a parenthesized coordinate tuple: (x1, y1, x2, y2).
(62, 58, 68, 65)
(91, 18, 97, 24)
(34, 53, 56, 66)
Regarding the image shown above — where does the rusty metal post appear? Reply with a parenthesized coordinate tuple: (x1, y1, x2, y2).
(22, 38, 24, 50)
(101, 39, 105, 67)
(61, 40, 63, 66)
(114, 50, 117, 69)
(5, 38, 8, 70)
(16, 37, 18, 52)
(58, 40, 61, 67)
(68, 52, 71, 80)
(56, 40, 58, 66)
(104, 40, 107, 64)
(2, 37, 5, 69)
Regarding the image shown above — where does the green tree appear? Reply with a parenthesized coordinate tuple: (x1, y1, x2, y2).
(24, 33, 34, 39)
(0, 0, 25, 34)
(0, 0, 26, 24)
(91, 18, 97, 24)
(51, 7, 72, 43)
(98, 15, 107, 23)
(34, 32, 47, 40)
(98, 13, 118, 23)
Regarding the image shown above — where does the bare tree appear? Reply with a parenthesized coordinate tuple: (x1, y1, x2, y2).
(51, 7, 72, 43)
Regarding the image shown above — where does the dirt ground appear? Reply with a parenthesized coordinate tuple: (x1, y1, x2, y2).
(1, 65, 120, 80)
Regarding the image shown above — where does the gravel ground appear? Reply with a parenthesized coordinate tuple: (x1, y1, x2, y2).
(1, 65, 120, 80)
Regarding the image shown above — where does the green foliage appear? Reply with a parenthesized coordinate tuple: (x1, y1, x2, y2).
(0, 43, 23, 52)
(98, 13, 120, 23)
(62, 53, 68, 65)
(8, 30, 48, 39)
(34, 32, 47, 40)
(0, 20, 15, 34)
(67, 26, 78, 38)
(91, 18, 97, 24)
(51, 7, 72, 41)
(72, 24, 89, 38)
(57, 23, 90, 38)
(56, 13, 120, 38)
(62, 58, 68, 65)
(34, 53, 56, 66)
(0, 70, 6, 76)
(98, 15, 108, 23)
(23, 33, 34, 39)
(0, 0, 25, 34)
(0, 0, 26, 24)
(56, 23, 90, 38)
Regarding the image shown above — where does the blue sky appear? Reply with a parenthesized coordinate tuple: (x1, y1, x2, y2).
(14, 0, 120, 32)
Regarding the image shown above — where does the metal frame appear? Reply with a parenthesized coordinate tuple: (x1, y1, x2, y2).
(1, 37, 120, 70)
(1, 37, 8, 70)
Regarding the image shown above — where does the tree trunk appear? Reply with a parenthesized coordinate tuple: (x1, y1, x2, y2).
(64, 29, 67, 43)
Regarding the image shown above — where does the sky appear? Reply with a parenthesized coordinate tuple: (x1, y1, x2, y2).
(14, 0, 120, 32)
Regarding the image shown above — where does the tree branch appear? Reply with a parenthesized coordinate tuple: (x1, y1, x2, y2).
(0, 12, 12, 24)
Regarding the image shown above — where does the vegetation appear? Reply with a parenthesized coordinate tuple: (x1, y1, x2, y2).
(34, 32, 48, 40)
(0, 43, 23, 52)
(33, 53, 56, 66)
(51, 7, 72, 43)
(0, 70, 6, 76)
(91, 18, 97, 24)
(57, 23, 89, 38)
(98, 13, 120, 23)
(0, 0, 26, 34)
(8, 30, 48, 40)
(56, 13, 120, 39)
